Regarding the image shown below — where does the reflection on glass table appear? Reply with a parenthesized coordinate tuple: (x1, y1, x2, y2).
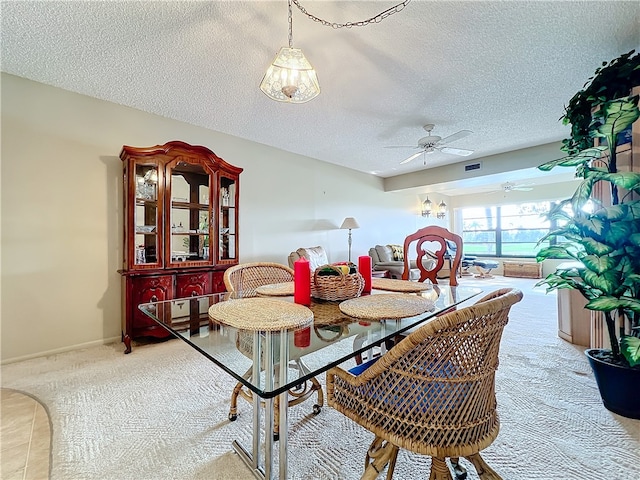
(138, 285, 482, 480)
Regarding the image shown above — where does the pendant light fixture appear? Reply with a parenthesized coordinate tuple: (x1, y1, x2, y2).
(260, 0, 320, 103)
(260, 0, 411, 104)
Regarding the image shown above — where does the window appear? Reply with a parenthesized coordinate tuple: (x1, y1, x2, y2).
(461, 202, 557, 257)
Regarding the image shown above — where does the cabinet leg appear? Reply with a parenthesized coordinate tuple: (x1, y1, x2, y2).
(123, 333, 132, 354)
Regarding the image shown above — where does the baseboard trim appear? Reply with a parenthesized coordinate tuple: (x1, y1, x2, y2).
(1, 336, 122, 365)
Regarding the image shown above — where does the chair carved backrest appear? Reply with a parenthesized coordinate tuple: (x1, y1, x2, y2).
(327, 288, 523, 470)
(223, 262, 294, 298)
(402, 226, 463, 285)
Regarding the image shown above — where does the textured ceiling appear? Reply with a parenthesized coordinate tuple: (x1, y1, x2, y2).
(2, 1, 639, 189)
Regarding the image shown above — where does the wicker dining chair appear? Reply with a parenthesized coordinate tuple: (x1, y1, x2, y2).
(327, 288, 523, 480)
(223, 262, 324, 438)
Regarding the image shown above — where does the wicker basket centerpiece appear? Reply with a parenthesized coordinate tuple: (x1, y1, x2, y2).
(312, 264, 364, 302)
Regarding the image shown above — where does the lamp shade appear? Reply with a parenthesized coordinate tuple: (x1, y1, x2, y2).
(340, 217, 360, 230)
(260, 47, 320, 103)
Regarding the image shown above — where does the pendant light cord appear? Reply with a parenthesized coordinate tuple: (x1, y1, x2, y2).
(291, 0, 411, 29)
(288, 0, 293, 48)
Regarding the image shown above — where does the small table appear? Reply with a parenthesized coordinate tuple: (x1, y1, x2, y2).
(138, 285, 482, 480)
(371, 269, 389, 278)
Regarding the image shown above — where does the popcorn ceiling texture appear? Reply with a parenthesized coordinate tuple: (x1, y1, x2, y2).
(2, 1, 638, 180)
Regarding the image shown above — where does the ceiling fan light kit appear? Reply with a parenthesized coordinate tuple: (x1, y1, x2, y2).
(261, 0, 411, 103)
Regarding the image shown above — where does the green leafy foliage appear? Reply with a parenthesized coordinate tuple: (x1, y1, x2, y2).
(537, 94, 640, 367)
(620, 336, 640, 367)
(560, 50, 640, 155)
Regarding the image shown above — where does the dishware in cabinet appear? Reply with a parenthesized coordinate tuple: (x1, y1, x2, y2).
(219, 174, 238, 262)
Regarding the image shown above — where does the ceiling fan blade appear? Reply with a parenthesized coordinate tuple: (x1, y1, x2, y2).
(438, 129, 472, 145)
(514, 187, 534, 191)
(384, 145, 420, 149)
(440, 146, 474, 156)
(399, 151, 424, 164)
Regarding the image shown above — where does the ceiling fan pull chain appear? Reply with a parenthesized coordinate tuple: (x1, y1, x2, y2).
(291, 0, 411, 29)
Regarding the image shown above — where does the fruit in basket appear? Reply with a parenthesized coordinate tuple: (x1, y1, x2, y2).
(317, 266, 340, 276)
(336, 265, 350, 275)
(331, 262, 356, 275)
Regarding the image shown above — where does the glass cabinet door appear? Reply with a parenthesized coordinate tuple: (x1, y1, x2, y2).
(219, 175, 237, 261)
(167, 161, 211, 266)
(134, 164, 159, 266)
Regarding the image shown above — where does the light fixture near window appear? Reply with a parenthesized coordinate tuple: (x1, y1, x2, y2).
(436, 200, 447, 219)
(421, 197, 447, 219)
(421, 197, 433, 217)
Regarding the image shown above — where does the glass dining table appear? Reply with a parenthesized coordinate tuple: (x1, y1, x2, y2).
(138, 283, 482, 480)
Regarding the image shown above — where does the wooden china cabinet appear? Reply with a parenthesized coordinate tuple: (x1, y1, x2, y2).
(119, 141, 242, 353)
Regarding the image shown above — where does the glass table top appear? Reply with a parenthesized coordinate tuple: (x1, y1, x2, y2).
(138, 285, 482, 398)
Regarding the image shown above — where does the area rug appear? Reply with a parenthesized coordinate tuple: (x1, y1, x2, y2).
(2, 277, 639, 479)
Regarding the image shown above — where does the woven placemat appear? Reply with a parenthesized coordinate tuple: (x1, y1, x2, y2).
(371, 278, 432, 293)
(339, 294, 435, 320)
(208, 298, 313, 331)
(311, 301, 353, 326)
(255, 281, 294, 297)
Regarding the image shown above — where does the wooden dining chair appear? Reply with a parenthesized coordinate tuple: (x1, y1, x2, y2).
(223, 262, 323, 439)
(402, 226, 464, 286)
(327, 288, 523, 480)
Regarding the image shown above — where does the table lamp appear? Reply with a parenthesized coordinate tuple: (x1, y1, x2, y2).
(340, 217, 360, 262)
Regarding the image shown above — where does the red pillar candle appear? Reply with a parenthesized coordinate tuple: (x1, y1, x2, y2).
(359, 255, 372, 293)
(294, 326, 311, 348)
(294, 257, 311, 305)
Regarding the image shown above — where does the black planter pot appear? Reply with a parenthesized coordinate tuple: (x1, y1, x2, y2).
(585, 349, 640, 419)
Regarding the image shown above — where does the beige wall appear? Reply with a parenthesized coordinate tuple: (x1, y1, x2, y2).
(1, 74, 573, 362)
(1, 74, 434, 362)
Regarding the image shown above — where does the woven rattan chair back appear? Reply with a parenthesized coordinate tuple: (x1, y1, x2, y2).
(223, 262, 294, 298)
(327, 288, 523, 480)
(402, 226, 463, 286)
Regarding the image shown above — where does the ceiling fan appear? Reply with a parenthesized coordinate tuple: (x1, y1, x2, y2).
(484, 181, 535, 194)
(385, 124, 474, 164)
(501, 181, 534, 192)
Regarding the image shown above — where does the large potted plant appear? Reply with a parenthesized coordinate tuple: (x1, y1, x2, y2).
(536, 69, 640, 417)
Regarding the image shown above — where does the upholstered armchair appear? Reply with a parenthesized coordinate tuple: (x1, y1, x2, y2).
(287, 246, 329, 271)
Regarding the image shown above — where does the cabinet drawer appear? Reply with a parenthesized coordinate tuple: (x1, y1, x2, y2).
(212, 271, 226, 293)
(503, 261, 542, 279)
(176, 272, 211, 297)
(131, 275, 173, 326)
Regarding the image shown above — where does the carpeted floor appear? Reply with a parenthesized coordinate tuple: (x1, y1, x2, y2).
(2, 276, 639, 479)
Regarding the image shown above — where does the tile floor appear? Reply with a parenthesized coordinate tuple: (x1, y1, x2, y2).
(1, 389, 51, 480)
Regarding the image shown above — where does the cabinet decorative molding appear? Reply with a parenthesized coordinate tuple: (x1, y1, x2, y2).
(119, 141, 242, 353)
